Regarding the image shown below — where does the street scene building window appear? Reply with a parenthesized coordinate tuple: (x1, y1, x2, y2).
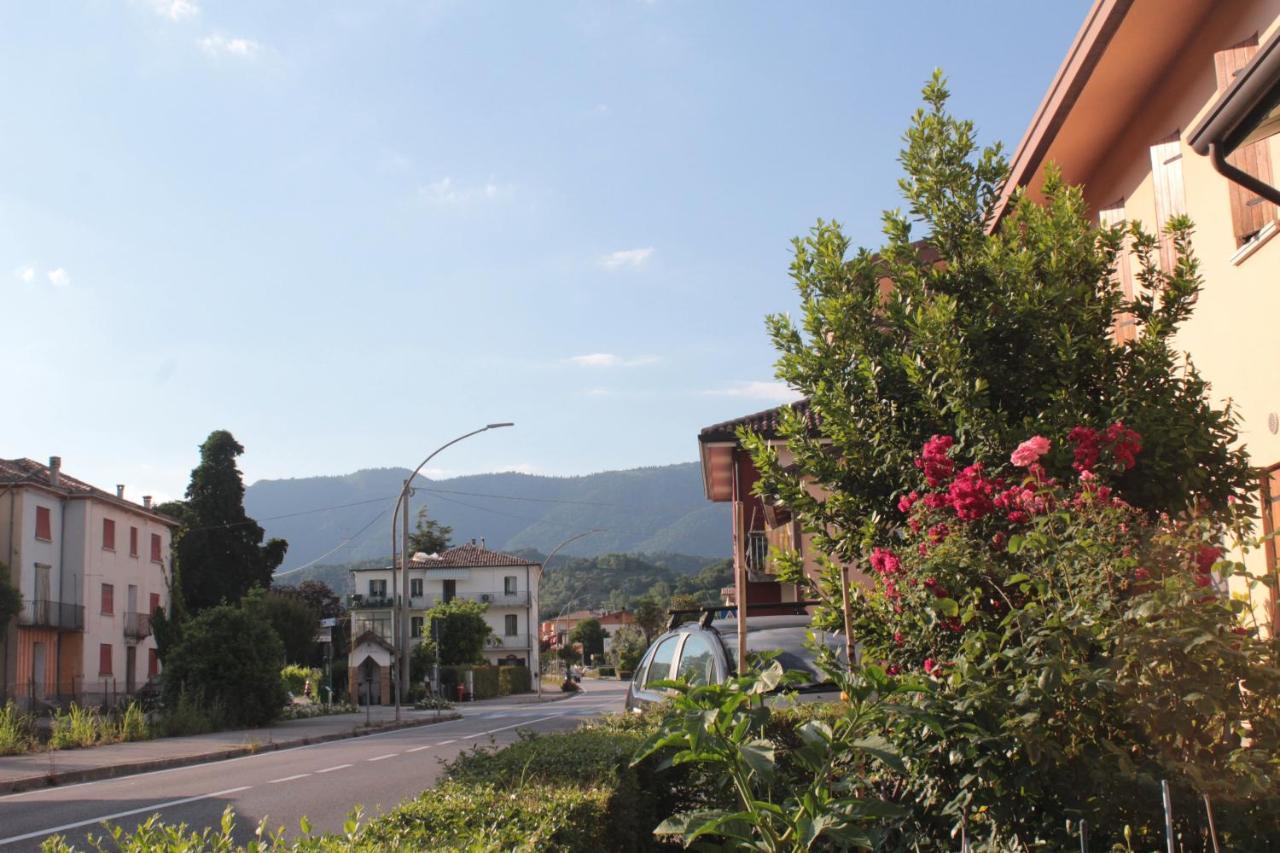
(150, 533, 162, 563)
(410, 578, 423, 598)
(504, 614, 518, 636)
(1214, 36, 1279, 247)
(150, 592, 161, 616)
(411, 616, 424, 637)
(102, 518, 115, 550)
(101, 583, 114, 616)
(35, 506, 51, 541)
(504, 575, 517, 595)
(129, 526, 138, 557)
(148, 648, 159, 679)
(99, 644, 113, 676)
(369, 579, 387, 598)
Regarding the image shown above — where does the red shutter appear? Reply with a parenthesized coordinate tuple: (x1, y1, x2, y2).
(150, 533, 162, 562)
(149, 592, 161, 616)
(1098, 200, 1136, 343)
(35, 506, 52, 541)
(1215, 36, 1278, 245)
(101, 583, 114, 615)
(148, 648, 159, 678)
(99, 644, 113, 676)
(103, 519, 115, 550)
(1149, 133, 1187, 273)
(130, 526, 139, 557)
(1262, 464, 1280, 633)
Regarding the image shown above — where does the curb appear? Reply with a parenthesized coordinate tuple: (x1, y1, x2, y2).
(0, 713, 462, 796)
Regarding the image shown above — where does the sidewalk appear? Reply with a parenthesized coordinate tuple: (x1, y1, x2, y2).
(0, 690, 572, 795)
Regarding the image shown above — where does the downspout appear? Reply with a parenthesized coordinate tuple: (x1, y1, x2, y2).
(1208, 142, 1280, 208)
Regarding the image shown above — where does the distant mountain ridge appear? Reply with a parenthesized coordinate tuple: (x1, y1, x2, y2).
(245, 462, 729, 573)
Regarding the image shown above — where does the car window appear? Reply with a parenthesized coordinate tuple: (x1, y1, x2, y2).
(719, 625, 842, 685)
(642, 634, 680, 689)
(675, 632, 716, 686)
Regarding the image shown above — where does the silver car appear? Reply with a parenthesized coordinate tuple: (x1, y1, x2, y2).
(624, 614, 843, 712)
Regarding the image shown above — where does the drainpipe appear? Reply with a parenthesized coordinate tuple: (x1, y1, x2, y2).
(1208, 142, 1280, 208)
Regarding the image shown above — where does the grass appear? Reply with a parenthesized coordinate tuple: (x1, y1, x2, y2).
(0, 701, 35, 755)
(49, 704, 103, 750)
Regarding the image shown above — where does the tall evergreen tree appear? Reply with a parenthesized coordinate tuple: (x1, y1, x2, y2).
(171, 430, 287, 612)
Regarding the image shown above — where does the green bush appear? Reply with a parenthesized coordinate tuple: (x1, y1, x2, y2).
(497, 664, 531, 695)
(154, 687, 226, 737)
(280, 664, 321, 698)
(116, 702, 149, 742)
(161, 604, 287, 728)
(49, 704, 104, 750)
(469, 665, 499, 699)
(0, 701, 35, 755)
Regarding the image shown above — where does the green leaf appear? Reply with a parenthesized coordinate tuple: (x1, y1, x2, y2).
(852, 735, 906, 774)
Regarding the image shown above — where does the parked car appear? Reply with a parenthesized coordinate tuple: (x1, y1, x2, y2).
(624, 613, 845, 712)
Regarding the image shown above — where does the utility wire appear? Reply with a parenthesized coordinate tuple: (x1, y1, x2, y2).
(273, 508, 389, 577)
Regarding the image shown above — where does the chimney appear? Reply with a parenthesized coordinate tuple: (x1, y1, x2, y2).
(116, 484, 125, 499)
(143, 496, 153, 510)
(49, 456, 61, 487)
(480, 537, 486, 549)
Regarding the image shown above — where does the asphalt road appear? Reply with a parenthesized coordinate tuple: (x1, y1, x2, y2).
(0, 680, 628, 851)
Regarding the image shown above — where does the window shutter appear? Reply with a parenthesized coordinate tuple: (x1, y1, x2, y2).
(1098, 200, 1136, 343)
(130, 526, 139, 557)
(103, 519, 115, 550)
(102, 583, 114, 615)
(1215, 36, 1278, 245)
(35, 506, 52, 541)
(149, 592, 161, 615)
(1149, 133, 1187, 272)
(148, 649, 159, 678)
(150, 533, 162, 562)
(99, 644, 113, 676)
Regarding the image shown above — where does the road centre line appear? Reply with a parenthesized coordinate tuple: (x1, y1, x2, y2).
(314, 764, 351, 774)
(367, 753, 398, 762)
(406, 745, 432, 753)
(436, 740, 456, 746)
(268, 774, 311, 784)
(461, 713, 566, 740)
(0, 786, 253, 847)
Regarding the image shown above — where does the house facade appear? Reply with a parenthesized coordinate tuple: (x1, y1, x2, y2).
(0, 457, 174, 707)
(540, 608, 637, 656)
(346, 541, 539, 704)
(994, 0, 1280, 631)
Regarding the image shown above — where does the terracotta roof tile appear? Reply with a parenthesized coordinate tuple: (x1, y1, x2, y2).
(0, 457, 177, 524)
(411, 542, 536, 568)
(698, 399, 815, 442)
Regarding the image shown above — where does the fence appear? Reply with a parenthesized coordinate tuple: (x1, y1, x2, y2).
(17, 600, 85, 631)
(1, 676, 145, 712)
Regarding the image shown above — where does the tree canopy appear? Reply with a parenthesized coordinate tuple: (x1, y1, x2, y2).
(407, 507, 452, 557)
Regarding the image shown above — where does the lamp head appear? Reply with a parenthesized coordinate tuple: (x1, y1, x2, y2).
(486, 422, 515, 429)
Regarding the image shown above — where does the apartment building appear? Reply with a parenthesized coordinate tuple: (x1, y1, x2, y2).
(0, 457, 174, 707)
(346, 540, 539, 704)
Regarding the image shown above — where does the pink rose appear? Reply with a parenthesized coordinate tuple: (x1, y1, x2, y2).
(1010, 436, 1051, 468)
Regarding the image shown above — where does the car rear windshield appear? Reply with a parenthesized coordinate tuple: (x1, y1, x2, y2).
(717, 625, 840, 686)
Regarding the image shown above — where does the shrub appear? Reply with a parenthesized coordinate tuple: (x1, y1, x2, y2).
(116, 702, 149, 742)
(412, 696, 453, 711)
(497, 664, 531, 695)
(154, 686, 227, 737)
(469, 665, 499, 699)
(49, 704, 104, 750)
(161, 604, 287, 728)
(280, 664, 321, 698)
(0, 701, 35, 755)
(278, 701, 356, 721)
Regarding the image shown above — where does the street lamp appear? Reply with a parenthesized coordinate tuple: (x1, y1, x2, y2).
(536, 529, 603, 694)
(389, 422, 514, 719)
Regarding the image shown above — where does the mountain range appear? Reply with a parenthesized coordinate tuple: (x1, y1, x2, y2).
(245, 462, 730, 575)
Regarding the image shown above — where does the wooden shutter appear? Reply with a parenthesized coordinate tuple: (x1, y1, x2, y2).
(1215, 36, 1278, 245)
(35, 506, 52, 541)
(99, 644, 113, 676)
(130, 526, 138, 557)
(1099, 200, 1136, 343)
(102, 519, 115, 550)
(101, 583, 114, 615)
(148, 648, 159, 678)
(1262, 464, 1280, 633)
(149, 592, 161, 615)
(150, 533, 162, 562)
(1149, 133, 1187, 272)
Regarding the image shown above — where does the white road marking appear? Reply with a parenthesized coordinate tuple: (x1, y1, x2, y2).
(436, 739, 456, 746)
(461, 713, 566, 740)
(406, 745, 431, 753)
(314, 764, 351, 774)
(367, 753, 398, 762)
(0, 786, 253, 847)
(267, 774, 311, 784)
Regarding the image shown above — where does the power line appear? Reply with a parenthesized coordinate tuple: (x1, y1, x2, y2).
(273, 508, 389, 577)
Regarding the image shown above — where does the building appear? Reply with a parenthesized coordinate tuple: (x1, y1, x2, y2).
(994, 0, 1280, 630)
(540, 608, 637, 654)
(0, 457, 175, 707)
(346, 540, 539, 704)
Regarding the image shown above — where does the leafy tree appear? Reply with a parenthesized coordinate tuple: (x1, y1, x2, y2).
(607, 624, 647, 672)
(242, 588, 319, 665)
(632, 597, 665, 643)
(426, 598, 491, 665)
(568, 618, 607, 662)
(274, 580, 343, 619)
(160, 604, 287, 728)
(407, 507, 452, 557)
(0, 561, 21, 636)
(170, 431, 289, 613)
(667, 593, 704, 614)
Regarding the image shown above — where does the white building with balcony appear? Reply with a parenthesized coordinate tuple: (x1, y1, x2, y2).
(346, 540, 539, 704)
(0, 457, 174, 707)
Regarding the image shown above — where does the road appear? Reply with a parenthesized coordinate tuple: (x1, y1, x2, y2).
(0, 680, 628, 851)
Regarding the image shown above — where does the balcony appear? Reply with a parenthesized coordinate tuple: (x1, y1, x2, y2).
(18, 600, 84, 632)
(348, 594, 395, 610)
(352, 614, 393, 642)
(124, 611, 152, 640)
(485, 633, 531, 651)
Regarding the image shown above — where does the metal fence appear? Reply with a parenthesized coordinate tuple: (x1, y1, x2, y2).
(2, 676, 145, 712)
(17, 600, 85, 631)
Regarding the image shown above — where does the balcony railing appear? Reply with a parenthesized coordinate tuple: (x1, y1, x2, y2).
(124, 611, 152, 640)
(351, 591, 530, 611)
(485, 633, 531, 650)
(18, 600, 85, 632)
(348, 594, 395, 609)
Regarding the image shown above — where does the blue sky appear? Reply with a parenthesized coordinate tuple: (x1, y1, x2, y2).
(3, 1, 1088, 501)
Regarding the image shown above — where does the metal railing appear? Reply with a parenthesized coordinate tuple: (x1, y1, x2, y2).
(17, 600, 85, 631)
(485, 633, 531, 650)
(123, 611, 152, 640)
(348, 594, 395, 609)
(410, 591, 530, 609)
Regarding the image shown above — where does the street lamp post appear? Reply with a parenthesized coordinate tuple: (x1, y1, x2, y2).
(535, 529, 603, 695)
(389, 423, 514, 720)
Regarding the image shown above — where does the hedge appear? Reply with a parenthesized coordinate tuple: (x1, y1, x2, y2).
(438, 664, 531, 699)
(497, 664, 531, 694)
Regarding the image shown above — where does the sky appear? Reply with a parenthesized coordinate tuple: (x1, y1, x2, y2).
(2, 1, 1089, 502)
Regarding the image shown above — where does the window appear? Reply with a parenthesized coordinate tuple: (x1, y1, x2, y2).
(369, 579, 387, 598)
(35, 506, 52, 541)
(1148, 132, 1187, 273)
(504, 576, 517, 596)
(504, 614, 518, 636)
(150, 592, 161, 616)
(102, 518, 115, 551)
(148, 648, 159, 678)
(745, 531, 768, 571)
(129, 526, 139, 557)
(150, 533, 162, 563)
(1215, 36, 1278, 247)
(411, 616, 424, 637)
(643, 636, 681, 689)
(99, 644, 113, 676)
(676, 633, 717, 686)
(410, 578, 423, 598)
(101, 583, 114, 616)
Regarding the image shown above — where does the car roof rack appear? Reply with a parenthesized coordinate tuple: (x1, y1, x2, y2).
(666, 600, 822, 630)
